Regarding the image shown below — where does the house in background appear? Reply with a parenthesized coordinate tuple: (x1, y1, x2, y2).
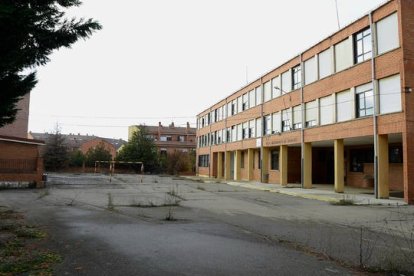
(29, 132, 127, 160)
(0, 94, 45, 187)
(128, 122, 196, 156)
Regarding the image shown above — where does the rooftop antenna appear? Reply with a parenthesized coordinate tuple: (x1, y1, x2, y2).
(245, 65, 248, 84)
(335, 0, 341, 29)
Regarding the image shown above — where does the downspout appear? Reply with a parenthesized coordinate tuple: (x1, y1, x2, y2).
(300, 54, 305, 189)
(208, 107, 212, 178)
(369, 12, 379, 198)
(260, 77, 265, 183)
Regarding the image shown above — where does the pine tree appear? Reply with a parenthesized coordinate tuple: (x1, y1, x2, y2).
(0, 0, 101, 127)
(116, 126, 159, 172)
(44, 129, 69, 171)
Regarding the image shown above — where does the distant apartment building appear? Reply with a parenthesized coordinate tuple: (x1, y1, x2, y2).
(128, 122, 196, 155)
(196, 0, 414, 204)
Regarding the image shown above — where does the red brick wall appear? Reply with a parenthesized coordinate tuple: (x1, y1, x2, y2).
(0, 94, 30, 138)
(0, 140, 44, 187)
(80, 139, 117, 160)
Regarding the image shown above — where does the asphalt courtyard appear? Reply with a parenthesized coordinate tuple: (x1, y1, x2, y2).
(1, 173, 413, 275)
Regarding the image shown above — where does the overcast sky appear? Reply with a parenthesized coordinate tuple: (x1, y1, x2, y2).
(28, 0, 387, 140)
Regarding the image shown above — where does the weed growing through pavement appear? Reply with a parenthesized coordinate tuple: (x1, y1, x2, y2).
(107, 193, 115, 211)
(37, 189, 50, 199)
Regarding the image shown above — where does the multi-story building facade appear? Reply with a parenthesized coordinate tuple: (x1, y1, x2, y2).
(128, 122, 196, 155)
(196, 0, 414, 204)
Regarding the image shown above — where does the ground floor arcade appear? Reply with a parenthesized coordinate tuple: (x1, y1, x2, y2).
(198, 133, 407, 202)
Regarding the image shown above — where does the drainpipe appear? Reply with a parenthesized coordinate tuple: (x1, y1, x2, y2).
(209, 107, 212, 178)
(300, 54, 305, 189)
(369, 12, 379, 198)
(260, 77, 265, 183)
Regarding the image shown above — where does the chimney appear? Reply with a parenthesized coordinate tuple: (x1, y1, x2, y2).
(186, 122, 190, 129)
(158, 122, 162, 127)
(169, 122, 174, 128)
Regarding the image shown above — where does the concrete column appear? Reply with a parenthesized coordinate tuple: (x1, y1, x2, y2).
(224, 151, 231, 180)
(280, 145, 288, 186)
(303, 142, 312, 189)
(217, 152, 223, 179)
(334, 139, 345, 193)
(247, 149, 254, 181)
(378, 134, 389, 199)
(234, 150, 242, 181)
(261, 147, 270, 183)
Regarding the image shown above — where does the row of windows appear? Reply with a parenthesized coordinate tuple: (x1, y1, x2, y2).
(198, 74, 401, 148)
(197, 12, 399, 129)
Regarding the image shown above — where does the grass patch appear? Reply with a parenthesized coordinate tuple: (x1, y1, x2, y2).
(0, 208, 61, 275)
(331, 199, 355, 206)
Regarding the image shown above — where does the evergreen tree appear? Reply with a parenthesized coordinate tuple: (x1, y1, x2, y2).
(68, 150, 85, 167)
(44, 129, 69, 171)
(116, 126, 159, 172)
(85, 142, 112, 167)
(0, 0, 101, 127)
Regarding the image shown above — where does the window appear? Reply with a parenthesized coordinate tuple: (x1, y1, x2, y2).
(282, 109, 291, 132)
(354, 28, 372, 64)
(336, 90, 353, 122)
(272, 76, 281, 98)
(232, 100, 237, 115)
(207, 113, 211, 125)
(379, 74, 401, 114)
(258, 151, 261, 169)
(160, 136, 167, 142)
(223, 104, 227, 119)
(237, 124, 242, 141)
(249, 90, 256, 108)
(350, 149, 373, 172)
(376, 13, 399, 55)
(304, 57, 317, 85)
(178, 135, 185, 142)
(231, 125, 236, 142)
(271, 150, 279, 170)
(217, 130, 222, 144)
(226, 128, 231, 142)
(335, 38, 353, 72)
(292, 105, 302, 129)
(201, 117, 205, 128)
(166, 136, 172, 141)
(356, 83, 374, 118)
(237, 96, 243, 114)
(264, 81, 271, 102)
(389, 146, 403, 163)
(272, 112, 281, 134)
(249, 119, 255, 138)
(281, 70, 292, 93)
(160, 149, 167, 156)
(305, 101, 317, 127)
(241, 151, 245, 169)
(256, 118, 262, 137)
(318, 48, 333, 79)
(320, 95, 334, 125)
(256, 86, 262, 105)
(198, 155, 210, 167)
(264, 115, 271, 135)
(292, 65, 302, 90)
(227, 102, 232, 117)
(242, 122, 248, 139)
(242, 93, 249, 111)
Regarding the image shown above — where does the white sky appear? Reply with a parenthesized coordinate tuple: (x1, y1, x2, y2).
(28, 0, 387, 140)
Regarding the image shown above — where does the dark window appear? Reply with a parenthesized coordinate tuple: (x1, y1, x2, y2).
(166, 136, 172, 141)
(241, 152, 245, 169)
(198, 155, 210, 167)
(356, 86, 374, 118)
(226, 130, 230, 142)
(389, 146, 403, 163)
(354, 28, 372, 64)
(271, 150, 279, 170)
(258, 151, 261, 169)
(292, 65, 302, 90)
(282, 120, 290, 132)
(231, 103, 235, 115)
(350, 149, 374, 172)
